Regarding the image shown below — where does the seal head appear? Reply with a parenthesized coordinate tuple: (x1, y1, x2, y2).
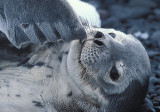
(67, 28, 151, 112)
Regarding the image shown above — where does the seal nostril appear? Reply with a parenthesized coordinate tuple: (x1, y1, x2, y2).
(94, 40, 104, 46)
(95, 31, 103, 38)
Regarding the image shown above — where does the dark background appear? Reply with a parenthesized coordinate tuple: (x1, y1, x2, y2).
(82, 0, 160, 111)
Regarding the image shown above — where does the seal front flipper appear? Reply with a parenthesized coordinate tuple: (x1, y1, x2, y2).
(0, 0, 86, 48)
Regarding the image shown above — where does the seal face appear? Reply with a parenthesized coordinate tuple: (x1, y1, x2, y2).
(0, 28, 150, 112)
(67, 28, 151, 111)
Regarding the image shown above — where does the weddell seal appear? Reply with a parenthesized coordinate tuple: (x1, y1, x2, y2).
(0, 0, 150, 112)
(0, 28, 150, 112)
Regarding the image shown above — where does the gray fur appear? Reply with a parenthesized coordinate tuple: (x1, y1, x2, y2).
(0, 0, 86, 48)
(0, 28, 150, 112)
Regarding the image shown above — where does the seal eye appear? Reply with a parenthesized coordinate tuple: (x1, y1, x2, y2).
(108, 33, 116, 38)
(110, 65, 120, 81)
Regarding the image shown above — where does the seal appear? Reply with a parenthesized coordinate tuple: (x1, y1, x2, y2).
(0, 28, 150, 112)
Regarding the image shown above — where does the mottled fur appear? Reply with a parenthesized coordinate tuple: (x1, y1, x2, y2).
(0, 28, 150, 112)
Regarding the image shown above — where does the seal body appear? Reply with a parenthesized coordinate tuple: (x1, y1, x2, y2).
(0, 28, 150, 112)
